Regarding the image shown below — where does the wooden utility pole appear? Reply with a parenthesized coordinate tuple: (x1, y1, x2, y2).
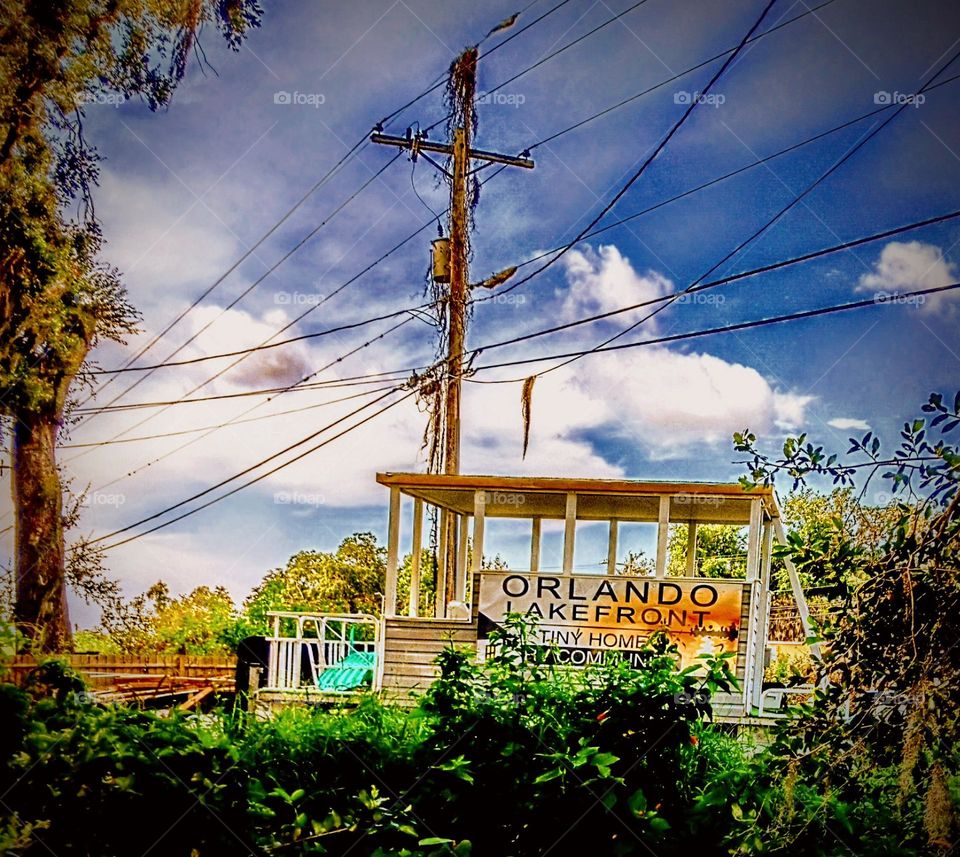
(371, 48, 533, 615)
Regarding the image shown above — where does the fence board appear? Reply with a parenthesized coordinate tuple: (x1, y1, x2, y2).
(6, 654, 236, 689)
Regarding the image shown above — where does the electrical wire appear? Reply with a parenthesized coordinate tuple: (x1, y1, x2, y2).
(94, 390, 416, 551)
(60, 384, 401, 448)
(93, 278, 960, 551)
(83, 0, 572, 414)
(466, 206, 960, 362)
(464, 281, 960, 373)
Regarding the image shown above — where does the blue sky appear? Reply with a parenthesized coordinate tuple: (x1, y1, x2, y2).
(3, 0, 959, 626)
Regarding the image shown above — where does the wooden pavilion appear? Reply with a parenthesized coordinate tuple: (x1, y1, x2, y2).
(375, 472, 817, 720)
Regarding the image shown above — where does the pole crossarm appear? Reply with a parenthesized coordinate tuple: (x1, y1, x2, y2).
(369, 49, 534, 618)
(370, 132, 534, 169)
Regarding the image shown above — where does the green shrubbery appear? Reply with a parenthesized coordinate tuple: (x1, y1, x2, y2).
(0, 616, 742, 856)
(0, 606, 956, 856)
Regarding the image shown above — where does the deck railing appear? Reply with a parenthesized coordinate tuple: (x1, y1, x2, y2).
(264, 612, 380, 692)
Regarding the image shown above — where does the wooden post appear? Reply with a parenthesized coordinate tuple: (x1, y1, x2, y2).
(530, 517, 541, 572)
(457, 514, 470, 601)
(752, 520, 774, 709)
(606, 519, 618, 575)
(746, 498, 762, 581)
(773, 518, 822, 659)
(408, 498, 423, 617)
(685, 521, 698, 576)
(563, 492, 577, 574)
(384, 487, 401, 618)
(471, 490, 486, 575)
(435, 513, 448, 618)
(439, 67, 475, 613)
(655, 495, 670, 578)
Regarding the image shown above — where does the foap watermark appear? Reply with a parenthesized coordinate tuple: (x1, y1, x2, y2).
(273, 90, 325, 108)
(674, 90, 725, 108)
(874, 290, 926, 308)
(275, 291, 324, 306)
(274, 491, 326, 506)
(674, 493, 724, 507)
(489, 293, 527, 307)
(84, 492, 126, 508)
(477, 91, 526, 108)
(873, 90, 925, 108)
(75, 91, 125, 109)
(480, 491, 526, 508)
(675, 292, 725, 306)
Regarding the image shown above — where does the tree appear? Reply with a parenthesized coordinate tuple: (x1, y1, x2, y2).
(667, 524, 747, 578)
(244, 534, 387, 629)
(730, 390, 960, 846)
(99, 581, 251, 654)
(0, 0, 262, 650)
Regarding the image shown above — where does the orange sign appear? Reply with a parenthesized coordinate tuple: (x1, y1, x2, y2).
(478, 572, 745, 669)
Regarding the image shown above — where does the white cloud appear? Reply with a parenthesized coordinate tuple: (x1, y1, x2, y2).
(857, 241, 957, 312)
(558, 245, 672, 328)
(64, 244, 815, 598)
(828, 417, 870, 431)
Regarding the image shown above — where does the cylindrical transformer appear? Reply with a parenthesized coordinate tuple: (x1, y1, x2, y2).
(431, 237, 451, 283)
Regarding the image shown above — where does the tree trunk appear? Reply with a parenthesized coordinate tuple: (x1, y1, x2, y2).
(13, 410, 71, 651)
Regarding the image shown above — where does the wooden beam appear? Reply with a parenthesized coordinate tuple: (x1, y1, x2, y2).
(563, 492, 577, 574)
(471, 490, 486, 575)
(530, 517, 541, 572)
(456, 514, 470, 601)
(685, 521, 698, 576)
(606, 518, 618, 575)
(655, 495, 670, 578)
(408, 498, 423, 617)
(746, 498, 763, 581)
(773, 518, 822, 659)
(435, 507, 448, 618)
(752, 521, 775, 709)
(384, 486, 401, 618)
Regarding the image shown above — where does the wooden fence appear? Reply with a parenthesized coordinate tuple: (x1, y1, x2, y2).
(5, 654, 237, 691)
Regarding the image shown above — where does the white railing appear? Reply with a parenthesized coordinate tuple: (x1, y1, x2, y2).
(264, 612, 380, 692)
(758, 685, 815, 717)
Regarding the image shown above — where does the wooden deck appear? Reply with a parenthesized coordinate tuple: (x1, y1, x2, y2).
(380, 617, 478, 701)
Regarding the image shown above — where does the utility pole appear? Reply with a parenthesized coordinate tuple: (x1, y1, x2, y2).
(371, 48, 533, 616)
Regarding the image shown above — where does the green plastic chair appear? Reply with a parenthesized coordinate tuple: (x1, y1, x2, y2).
(316, 625, 376, 692)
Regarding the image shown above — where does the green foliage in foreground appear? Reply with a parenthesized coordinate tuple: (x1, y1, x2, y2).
(0, 617, 738, 857)
(2, 614, 954, 857)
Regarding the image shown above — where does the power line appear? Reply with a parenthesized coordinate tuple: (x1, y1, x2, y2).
(68, 162, 510, 503)
(502, 69, 960, 277)
(77, 133, 372, 408)
(90, 384, 407, 543)
(464, 282, 960, 373)
(76, 200, 960, 415)
(60, 384, 400, 447)
(373, 0, 569, 128)
(95, 278, 960, 550)
(421, 0, 657, 137)
(78, 150, 402, 418)
(484, 43, 960, 384)
(94, 390, 416, 551)
(85, 317, 417, 491)
(524, 0, 839, 153)
(491, 0, 782, 299)
(73, 372, 408, 414)
(83, 2, 571, 415)
(81, 2, 860, 382)
(467, 207, 960, 358)
(85, 301, 435, 374)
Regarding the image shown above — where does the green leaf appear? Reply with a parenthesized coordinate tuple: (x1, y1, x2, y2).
(533, 768, 564, 784)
